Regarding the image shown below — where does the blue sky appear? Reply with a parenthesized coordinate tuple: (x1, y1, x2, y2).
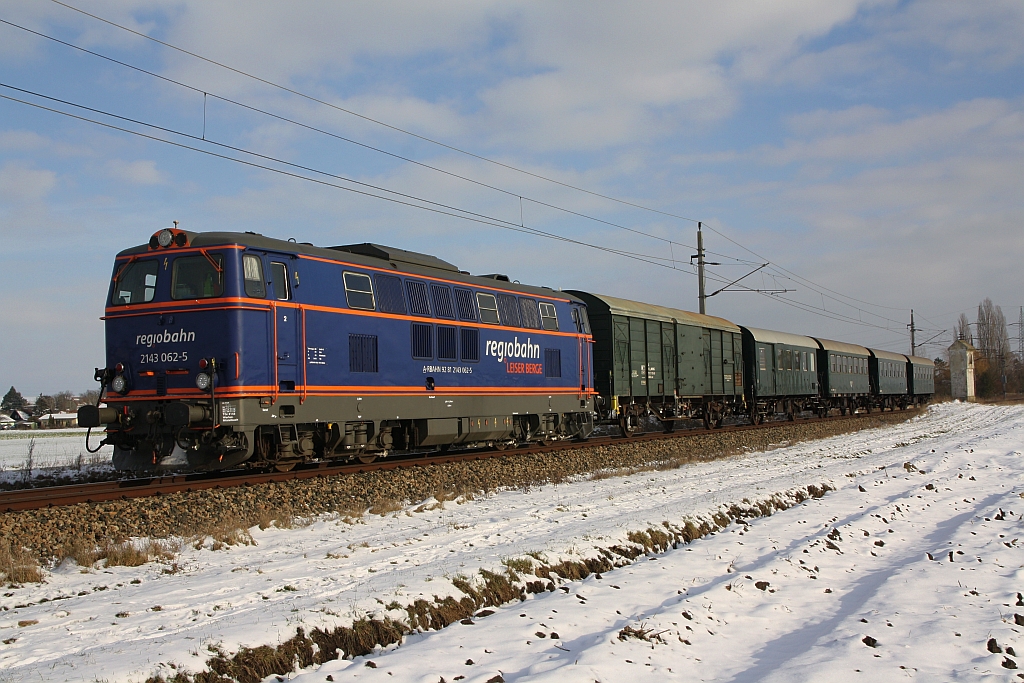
(1, 0, 1022, 396)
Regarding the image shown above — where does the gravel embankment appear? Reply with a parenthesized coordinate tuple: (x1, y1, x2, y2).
(0, 411, 918, 561)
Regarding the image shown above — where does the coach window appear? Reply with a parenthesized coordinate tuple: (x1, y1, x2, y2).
(270, 262, 290, 301)
(111, 259, 158, 305)
(172, 254, 224, 300)
(809, 353, 815, 373)
(758, 347, 767, 371)
(477, 292, 500, 324)
(242, 255, 265, 298)
(343, 272, 375, 310)
(539, 302, 559, 331)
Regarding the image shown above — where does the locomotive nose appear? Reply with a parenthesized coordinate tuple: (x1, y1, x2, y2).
(164, 402, 212, 426)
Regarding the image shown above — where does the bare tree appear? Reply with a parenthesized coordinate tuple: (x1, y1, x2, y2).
(956, 313, 973, 344)
(52, 391, 77, 413)
(977, 298, 1010, 363)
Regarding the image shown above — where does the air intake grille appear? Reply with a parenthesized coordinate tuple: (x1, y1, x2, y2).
(437, 325, 458, 361)
(349, 334, 378, 373)
(411, 323, 433, 359)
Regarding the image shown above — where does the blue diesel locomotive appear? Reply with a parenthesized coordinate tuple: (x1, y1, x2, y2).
(80, 228, 595, 471)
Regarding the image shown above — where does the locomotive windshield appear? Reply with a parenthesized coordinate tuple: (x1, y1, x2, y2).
(111, 259, 158, 305)
(171, 254, 224, 299)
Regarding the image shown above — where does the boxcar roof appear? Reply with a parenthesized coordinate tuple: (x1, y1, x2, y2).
(118, 231, 580, 302)
(567, 291, 739, 332)
(815, 338, 870, 356)
(906, 355, 935, 366)
(869, 348, 907, 362)
(740, 326, 818, 348)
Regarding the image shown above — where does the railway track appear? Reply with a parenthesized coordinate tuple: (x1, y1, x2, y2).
(0, 412, 892, 512)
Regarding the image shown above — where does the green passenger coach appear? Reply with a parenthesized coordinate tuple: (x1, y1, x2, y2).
(740, 327, 821, 423)
(567, 292, 744, 433)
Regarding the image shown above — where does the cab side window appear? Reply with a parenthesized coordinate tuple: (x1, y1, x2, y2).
(271, 262, 290, 301)
(243, 255, 265, 298)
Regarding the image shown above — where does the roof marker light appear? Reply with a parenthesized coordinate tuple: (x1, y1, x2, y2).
(157, 229, 174, 248)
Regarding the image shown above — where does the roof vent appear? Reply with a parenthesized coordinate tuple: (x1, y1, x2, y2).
(480, 274, 511, 282)
(328, 243, 459, 272)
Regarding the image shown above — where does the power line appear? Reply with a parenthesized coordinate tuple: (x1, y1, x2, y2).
(0, 83, 910, 335)
(0, 85, 691, 271)
(0, 15, 737, 264)
(49, 0, 705, 222)
(16, 5, 922, 333)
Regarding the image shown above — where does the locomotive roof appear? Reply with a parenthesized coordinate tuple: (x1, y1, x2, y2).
(905, 354, 935, 366)
(814, 337, 870, 356)
(567, 291, 739, 332)
(869, 348, 907, 362)
(119, 230, 580, 302)
(740, 326, 818, 348)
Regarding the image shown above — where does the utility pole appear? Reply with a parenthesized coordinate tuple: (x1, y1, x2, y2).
(908, 309, 916, 356)
(1019, 306, 1023, 360)
(695, 222, 706, 314)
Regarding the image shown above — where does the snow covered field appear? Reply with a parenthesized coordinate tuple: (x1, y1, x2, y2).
(3, 402, 1024, 682)
(0, 429, 112, 475)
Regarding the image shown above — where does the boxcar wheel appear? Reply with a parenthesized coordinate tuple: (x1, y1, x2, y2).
(357, 453, 377, 464)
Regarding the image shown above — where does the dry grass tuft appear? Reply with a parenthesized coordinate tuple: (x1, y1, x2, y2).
(368, 497, 404, 516)
(0, 542, 43, 584)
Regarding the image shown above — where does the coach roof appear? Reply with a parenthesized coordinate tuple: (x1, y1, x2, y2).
(117, 230, 579, 302)
(568, 291, 739, 332)
(740, 326, 818, 348)
(869, 348, 906, 363)
(814, 338, 870, 356)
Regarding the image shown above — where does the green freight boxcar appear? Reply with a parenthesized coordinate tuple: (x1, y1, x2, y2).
(567, 291, 744, 433)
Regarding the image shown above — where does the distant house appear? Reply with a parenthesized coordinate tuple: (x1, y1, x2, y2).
(0, 414, 14, 430)
(9, 409, 35, 429)
(37, 412, 80, 429)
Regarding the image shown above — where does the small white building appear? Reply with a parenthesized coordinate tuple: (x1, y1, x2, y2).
(37, 412, 79, 428)
(948, 339, 977, 402)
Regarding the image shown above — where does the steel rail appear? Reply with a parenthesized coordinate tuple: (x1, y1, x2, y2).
(0, 411, 904, 513)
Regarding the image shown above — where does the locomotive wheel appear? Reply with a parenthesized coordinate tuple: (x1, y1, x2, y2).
(494, 441, 511, 451)
(274, 461, 298, 472)
(702, 412, 712, 430)
(357, 453, 377, 464)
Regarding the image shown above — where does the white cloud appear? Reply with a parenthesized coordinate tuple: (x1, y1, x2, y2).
(0, 162, 56, 202)
(106, 159, 165, 185)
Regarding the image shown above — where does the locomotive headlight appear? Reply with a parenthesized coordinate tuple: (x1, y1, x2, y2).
(157, 229, 174, 248)
(195, 372, 212, 391)
(111, 374, 128, 394)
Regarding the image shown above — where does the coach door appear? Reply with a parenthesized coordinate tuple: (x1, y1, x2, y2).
(268, 256, 299, 392)
(757, 343, 774, 396)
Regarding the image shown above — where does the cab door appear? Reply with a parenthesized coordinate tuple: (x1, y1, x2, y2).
(268, 256, 299, 392)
